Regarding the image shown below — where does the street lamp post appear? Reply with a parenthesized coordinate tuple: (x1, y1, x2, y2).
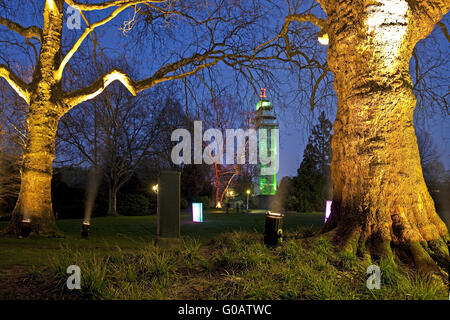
(246, 189, 251, 211)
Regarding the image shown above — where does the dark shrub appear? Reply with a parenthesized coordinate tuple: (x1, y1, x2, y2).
(118, 193, 150, 216)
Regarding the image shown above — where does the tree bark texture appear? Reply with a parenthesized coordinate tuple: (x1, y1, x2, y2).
(2, 0, 65, 237)
(318, 0, 449, 272)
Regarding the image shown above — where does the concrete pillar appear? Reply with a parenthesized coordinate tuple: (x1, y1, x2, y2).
(156, 171, 181, 247)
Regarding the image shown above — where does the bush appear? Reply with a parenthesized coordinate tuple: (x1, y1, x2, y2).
(191, 196, 211, 209)
(118, 193, 150, 216)
(181, 199, 189, 210)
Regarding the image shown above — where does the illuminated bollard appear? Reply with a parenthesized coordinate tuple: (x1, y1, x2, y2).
(156, 171, 181, 247)
(192, 202, 203, 223)
(20, 219, 32, 238)
(81, 221, 90, 238)
(325, 200, 332, 222)
(264, 211, 284, 247)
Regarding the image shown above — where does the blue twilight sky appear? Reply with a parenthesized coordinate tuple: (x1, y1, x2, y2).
(0, 1, 448, 182)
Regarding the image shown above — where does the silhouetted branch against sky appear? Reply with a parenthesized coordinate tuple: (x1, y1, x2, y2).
(0, 0, 448, 173)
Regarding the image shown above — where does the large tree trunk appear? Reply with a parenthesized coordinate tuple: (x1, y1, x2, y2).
(107, 185, 119, 216)
(1, 0, 64, 237)
(2, 109, 61, 236)
(319, 0, 449, 273)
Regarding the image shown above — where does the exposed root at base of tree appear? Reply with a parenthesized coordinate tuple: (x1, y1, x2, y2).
(317, 227, 449, 282)
(0, 214, 64, 238)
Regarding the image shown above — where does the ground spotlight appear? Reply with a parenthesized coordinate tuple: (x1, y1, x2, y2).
(20, 219, 32, 238)
(264, 211, 284, 247)
(81, 221, 90, 238)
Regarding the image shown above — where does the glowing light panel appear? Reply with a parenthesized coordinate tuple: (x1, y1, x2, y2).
(325, 200, 332, 222)
(192, 202, 203, 223)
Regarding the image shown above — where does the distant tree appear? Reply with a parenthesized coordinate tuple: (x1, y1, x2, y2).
(59, 79, 178, 216)
(0, 87, 23, 216)
(273, 176, 296, 211)
(180, 162, 213, 205)
(417, 130, 449, 217)
(199, 94, 251, 207)
(0, 0, 276, 236)
(292, 111, 332, 212)
(418, 130, 443, 190)
(0, 128, 21, 216)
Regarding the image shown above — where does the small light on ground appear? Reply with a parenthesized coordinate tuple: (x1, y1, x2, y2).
(264, 211, 284, 247)
(20, 219, 32, 238)
(81, 221, 90, 238)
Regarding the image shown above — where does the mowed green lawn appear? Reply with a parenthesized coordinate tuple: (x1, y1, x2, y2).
(0, 211, 324, 269)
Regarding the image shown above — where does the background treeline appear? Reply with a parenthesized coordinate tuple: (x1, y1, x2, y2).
(1, 105, 449, 220)
(1, 107, 449, 219)
(0, 71, 252, 219)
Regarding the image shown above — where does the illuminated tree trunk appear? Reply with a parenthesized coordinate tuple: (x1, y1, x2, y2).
(320, 0, 449, 272)
(3, 108, 61, 236)
(1, 0, 64, 237)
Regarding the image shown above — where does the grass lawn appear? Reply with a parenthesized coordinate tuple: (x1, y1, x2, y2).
(0, 211, 323, 269)
(0, 211, 448, 300)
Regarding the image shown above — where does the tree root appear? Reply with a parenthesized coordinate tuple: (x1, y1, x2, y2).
(318, 227, 449, 280)
(0, 214, 64, 238)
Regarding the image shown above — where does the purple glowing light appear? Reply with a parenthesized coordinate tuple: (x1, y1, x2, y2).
(325, 200, 332, 222)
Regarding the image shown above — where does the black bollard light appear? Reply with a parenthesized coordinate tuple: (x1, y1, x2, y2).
(264, 211, 284, 247)
(81, 221, 90, 238)
(20, 219, 32, 238)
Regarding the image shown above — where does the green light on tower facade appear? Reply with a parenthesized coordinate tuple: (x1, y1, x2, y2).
(256, 100, 271, 110)
(259, 125, 277, 195)
(255, 88, 277, 196)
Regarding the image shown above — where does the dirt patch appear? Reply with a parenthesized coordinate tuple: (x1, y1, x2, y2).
(0, 265, 71, 300)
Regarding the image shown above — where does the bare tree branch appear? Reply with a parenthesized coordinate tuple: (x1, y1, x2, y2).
(252, 13, 326, 61)
(57, 2, 151, 80)
(63, 69, 136, 107)
(59, 1, 173, 80)
(436, 21, 450, 42)
(65, 0, 166, 11)
(310, 66, 329, 111)
(63, 51, 224, 108)
(0, 64, 30, 104)
(283, 13, 327, 31)
(0, 16, 42, 41)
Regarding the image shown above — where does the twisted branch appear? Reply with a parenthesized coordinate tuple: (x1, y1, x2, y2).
(0, 64, 30, 104)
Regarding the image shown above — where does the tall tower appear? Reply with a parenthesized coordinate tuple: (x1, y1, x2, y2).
(254, 88, 278, 209)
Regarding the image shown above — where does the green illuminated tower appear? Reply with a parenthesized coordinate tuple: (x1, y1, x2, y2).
(254, 88, 278, 209)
